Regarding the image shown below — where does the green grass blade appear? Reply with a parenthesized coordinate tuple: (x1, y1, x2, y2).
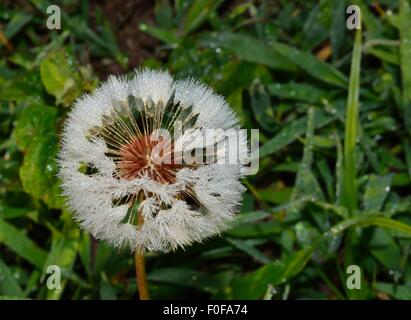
(329, 215, 411, 237)
(258, 107, 339, 158)
(230, 247, 313, 299)
(0, 257, 25, 298)
(0, 218, 47, 269)
(404, 139, 411, 179)
(273, 41, 348, 88)
(182, 0, 222, 35)
(342, 28, 362, 214)
(331, 0, 346, 62)
(335, 130, 344, 205)
(205, 32, 297, 71)
(211, 32, 348, 86)
(4, 11, 33, 39)
(43, 217, 80, 300)
(291, 108, 324, 202)
(399, 0, 411, 132)
(267, 82, 330, 104)
(139, 24, 179, 45)
(225, 237, 270, 264)
(352, 0, 383, 37)
(147, 268, 222, 294)
(375, 283, 411, 300)
(357, 216, 411, 235)
(362, 174, 393, 211)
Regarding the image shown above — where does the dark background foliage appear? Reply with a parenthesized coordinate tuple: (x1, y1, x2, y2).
(1, 0, 411, 299)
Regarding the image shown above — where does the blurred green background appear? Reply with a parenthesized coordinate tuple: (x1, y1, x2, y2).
(1, 0, 411, 300)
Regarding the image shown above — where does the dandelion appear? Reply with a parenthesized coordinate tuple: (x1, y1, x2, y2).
(58, 69, 248, 299)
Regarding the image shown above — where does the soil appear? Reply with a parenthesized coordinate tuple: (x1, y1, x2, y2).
(90, 0, 160, 77)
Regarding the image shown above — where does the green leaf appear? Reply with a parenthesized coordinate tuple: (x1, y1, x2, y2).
(216, 62, 257, 97)
(368, 47, 399, 65)
(405, 139, 411, 179)
(235, 211, 271, 224)
(316, 158, 335, 202)
(0, 218, 47, 269)
(139, 23, 179, 45)
(250, 80, 276, 132)
(301, 0, 331, 50)
(259, 186, 292, 205)
(182, 0, 223, 34)
(207, 32, 297, 71)
(342, 28, 362, 214)
(291, 108, 325, 202)
(100, 273, 117, 300)
(40, 50, 83, 106)
(370, 229, 401, 270)
(0, 257, 24, 298)
(312, 201, 349, 219)
(63, 14, 126, 66)
(258, 107, 338, 158)
(226, 237, 270, 264)
(375, 282, 411, 299)
(24, 270, 41, 297)
(154, 0, 174, 29)
(13, 106, 63, 209)
(331, 0, 346, 61)
(4, 11, 33, 39)
(351, 0, 383, 37)
(228, 221, 282, 238)
(335, 131, 344, 205)
(78, 233, 91, 278)
(324, 215, 411, 240)
(272, 41, 348, 87)
(357, 216, 411, 235)
(0, 203, 37, 220)
(13, 105, 58, 149)
(0, 71, 44, 104)
(362, 174, 393, 211)
(360, 133, 382, 174)
(267, 82, 330, 104)
(43, 215, 80, 300)
(0, 296, 28, 300)
(209, 32, 347, 86)
(148, 268, 222, 294)
(19, 136, 62, 208)
(230, 247, 313, 299)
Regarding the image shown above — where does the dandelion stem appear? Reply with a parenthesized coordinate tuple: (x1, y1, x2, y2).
(135, 199, 150, 300)
(135, 249, 150, 300)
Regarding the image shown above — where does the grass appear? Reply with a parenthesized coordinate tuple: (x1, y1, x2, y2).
(0, 0, 411, 300)
(342, 27, 362, 214)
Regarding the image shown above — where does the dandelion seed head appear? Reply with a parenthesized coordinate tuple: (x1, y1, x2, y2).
(59, 69, 247, 253)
